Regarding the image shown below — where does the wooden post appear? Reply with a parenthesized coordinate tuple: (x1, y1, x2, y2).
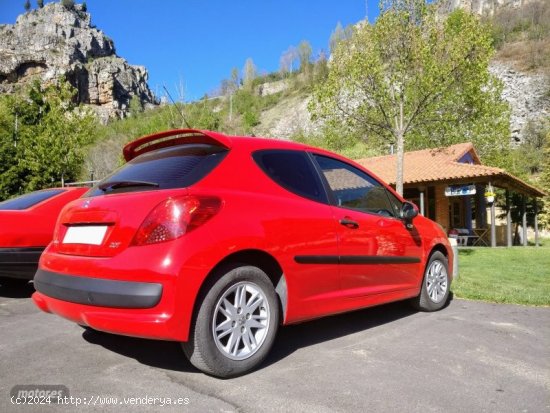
(506, 190, 512, 247)
(490, 201, 496, 248)
(522, 195, 527, 246)
(534, 199, 539, 247)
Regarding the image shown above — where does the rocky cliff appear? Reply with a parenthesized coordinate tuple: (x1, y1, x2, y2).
(0, 3, 156, 120)
(440, 0, 535, 16)
(490, 62, 549, 143)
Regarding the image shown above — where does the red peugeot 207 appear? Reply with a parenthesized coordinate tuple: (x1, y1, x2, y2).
(33, 129, 453, 377)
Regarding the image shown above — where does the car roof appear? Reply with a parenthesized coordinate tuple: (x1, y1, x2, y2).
(123, 129, 324, 161)
(122, 129, 403, 201)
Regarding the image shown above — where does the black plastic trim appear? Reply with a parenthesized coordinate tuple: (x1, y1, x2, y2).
(34, 269, 162, 309)
(295, 255, 421, 265)
(0, 247, 44, 279)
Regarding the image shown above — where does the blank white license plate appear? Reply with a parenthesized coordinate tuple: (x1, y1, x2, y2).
(63, 226, 108, 245)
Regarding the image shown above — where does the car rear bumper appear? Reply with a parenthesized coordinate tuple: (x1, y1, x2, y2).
(34, 269, 162, 308)
(32, 269, 187, 341)
(0, 247, 44, 280)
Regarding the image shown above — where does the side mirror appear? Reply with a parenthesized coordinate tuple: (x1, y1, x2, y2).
(401, 201, 418, 228)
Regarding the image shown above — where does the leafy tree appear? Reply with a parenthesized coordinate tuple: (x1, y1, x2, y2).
(0, 80, 96, 199)
(511, 119, 549, 176)
(539, 132, 550, 229)
(310, 0, 510, 195)
(313, 50, 329, 84)
(37, 0, 44, 8)
(242, 58, 257, 90)
(297, 40, 312, 73)
(24, 0, 31, 11)
(279, 46, 298, 75)
(329, 21, 353, 54)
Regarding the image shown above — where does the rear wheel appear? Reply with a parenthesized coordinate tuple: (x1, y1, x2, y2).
(412, 251, 450, 311)
(182, 265, 279, 378)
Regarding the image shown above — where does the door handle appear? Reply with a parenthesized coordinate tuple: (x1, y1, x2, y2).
(339, 218, 359, 229)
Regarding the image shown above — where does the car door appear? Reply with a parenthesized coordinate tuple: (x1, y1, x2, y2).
(252, 149, 341, 320)
(311, 154, 423, 298)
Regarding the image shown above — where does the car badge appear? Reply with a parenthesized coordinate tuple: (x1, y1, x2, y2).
(82, 199, 91, 208)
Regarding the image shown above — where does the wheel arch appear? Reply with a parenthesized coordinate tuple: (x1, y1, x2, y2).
(194, 249, 287, 323)
(428, 242, 453, 280)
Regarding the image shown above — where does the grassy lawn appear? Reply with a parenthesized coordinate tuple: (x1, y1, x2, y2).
(451, 241, 550, 306)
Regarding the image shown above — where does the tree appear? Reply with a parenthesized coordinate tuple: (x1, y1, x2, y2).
(297, 40, 312, 73)
(511, 119, 549, 177)
(0, 79, 96, 199)
(37, 0, 44, 8)
(61, 0, 75, 10)
(539, 132, 550, 229)
(329, 21, 353, 54)
(24, 0, 31, 11)
(311, 0, 510, 195)
(242, 58, 257, 90)
(279, 46, 298, 75)
(82, 1, 87, 12)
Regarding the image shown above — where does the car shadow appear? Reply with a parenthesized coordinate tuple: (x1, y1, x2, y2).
(81, 300, 426, 374)
(82, 329, 195, 373)
(264, 301, 418, 368)
(0, 281, 35, 298)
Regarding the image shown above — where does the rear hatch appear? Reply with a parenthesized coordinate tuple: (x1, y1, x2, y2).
(51, 130, 229, 257)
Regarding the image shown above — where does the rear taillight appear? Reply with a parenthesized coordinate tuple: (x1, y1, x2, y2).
(132, 196, 221, 246)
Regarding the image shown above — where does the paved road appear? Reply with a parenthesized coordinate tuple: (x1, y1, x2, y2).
(1, 283, 548, 412)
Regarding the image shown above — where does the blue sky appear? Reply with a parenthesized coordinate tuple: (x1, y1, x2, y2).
(0, 1, 377, 101)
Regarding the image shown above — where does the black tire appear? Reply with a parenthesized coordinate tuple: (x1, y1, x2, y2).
(411, 251, 450, 312)
(0, 277, 29, 288)
(182, 265, 279, 378)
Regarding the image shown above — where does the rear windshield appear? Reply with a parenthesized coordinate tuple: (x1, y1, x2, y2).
(0, 189, 65, 210)
(86, 144, 228, 197)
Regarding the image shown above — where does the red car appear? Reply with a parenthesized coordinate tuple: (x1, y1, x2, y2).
(33, 129, 453, 377)
(0, 187, 87, 286)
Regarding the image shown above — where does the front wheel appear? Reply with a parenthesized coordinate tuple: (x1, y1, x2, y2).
(411, 251, 450, 311)
(182, 265, 279, 378)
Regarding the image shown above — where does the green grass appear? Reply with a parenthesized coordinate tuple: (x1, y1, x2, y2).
(452, 241, 550, 306)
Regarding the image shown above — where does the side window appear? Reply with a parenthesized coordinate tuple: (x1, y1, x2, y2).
(385, 189, 403, 218)
(313, 155, 395, 217)
(253, 150, 327, 203)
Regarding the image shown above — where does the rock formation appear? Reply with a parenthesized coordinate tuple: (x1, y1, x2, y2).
(0, 2, 156, 121)
(440, 0, 535, 16)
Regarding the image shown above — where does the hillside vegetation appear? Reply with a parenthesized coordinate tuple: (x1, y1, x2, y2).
(489, 0, 550, 72)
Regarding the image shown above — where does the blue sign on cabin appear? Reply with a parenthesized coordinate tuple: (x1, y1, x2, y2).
(444, 184, 476, 197)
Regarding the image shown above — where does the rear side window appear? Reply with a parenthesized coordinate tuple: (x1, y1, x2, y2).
(87, 144, 227, 197)
(0, 189, 65, 210)
(253, 150, 327, 203)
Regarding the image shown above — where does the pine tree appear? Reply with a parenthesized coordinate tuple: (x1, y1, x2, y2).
(24, 0, 31, 12)
(37, 0, 44, 8)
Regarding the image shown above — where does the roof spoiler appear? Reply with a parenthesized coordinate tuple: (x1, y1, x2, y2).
(122, 129, 232, 161)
